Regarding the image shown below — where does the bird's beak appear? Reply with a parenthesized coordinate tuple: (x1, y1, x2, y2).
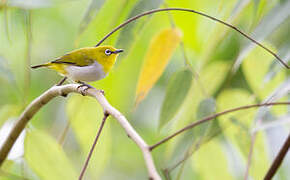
(113, 49, 124, 54)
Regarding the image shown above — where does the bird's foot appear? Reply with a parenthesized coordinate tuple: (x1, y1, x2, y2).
(98, 89, 105, 96)
(77, 82, 93, 96)
(76, 82, 105, 96)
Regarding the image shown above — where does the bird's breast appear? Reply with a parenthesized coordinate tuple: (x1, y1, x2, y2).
(65, 61, 107, 82)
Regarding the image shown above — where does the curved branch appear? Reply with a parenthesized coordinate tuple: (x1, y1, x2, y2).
(0, 84, 161, 180)
(149, 102, 290, 151)
(96, 8, 289, 69)
(264, 132, 290, 180)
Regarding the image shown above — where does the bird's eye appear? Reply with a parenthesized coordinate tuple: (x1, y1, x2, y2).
(105, 49, 112, 56)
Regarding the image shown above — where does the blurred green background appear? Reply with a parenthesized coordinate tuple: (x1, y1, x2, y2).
(0, 0, 289, 179)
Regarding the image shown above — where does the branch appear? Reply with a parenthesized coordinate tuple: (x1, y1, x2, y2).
(149, 102, 290, 151)
(79, 112, 109, 180)
(0, 84, 161, 180)
(264, 132, 290, 180)
(95, 8, 289, 69)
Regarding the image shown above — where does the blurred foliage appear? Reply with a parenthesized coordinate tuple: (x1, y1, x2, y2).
(0, 0, 289, 179)
(159, 67, 192, 129)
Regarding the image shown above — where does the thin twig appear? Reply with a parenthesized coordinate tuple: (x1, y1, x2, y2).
(162, 168, 172, 180)
(264, 132, 290, 180)
(166, 125, 222, 179)
(57, 77, 67, 86)
(0, 84, 161, 180)
(58, 121, 70, 146)
(79, 112, 109, 180)
(149, 102, 290, 151)
(244, 132, 257, 180)
(95, 8, 289, 69)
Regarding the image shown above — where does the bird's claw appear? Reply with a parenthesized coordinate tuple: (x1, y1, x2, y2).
(77, 84, 92, 96)
(99, 90, 105, 95)
(77, 83, 105, 96)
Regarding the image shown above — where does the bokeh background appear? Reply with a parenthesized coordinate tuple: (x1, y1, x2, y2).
(0, 0, 289, 179)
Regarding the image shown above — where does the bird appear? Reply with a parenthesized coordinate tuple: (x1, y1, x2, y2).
(31, 45, 123, 89)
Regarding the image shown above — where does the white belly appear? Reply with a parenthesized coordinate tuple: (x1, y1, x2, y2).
(65, 61, 107, 82)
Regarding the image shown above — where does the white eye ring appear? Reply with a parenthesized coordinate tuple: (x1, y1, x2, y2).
(105, 49, 111, 56)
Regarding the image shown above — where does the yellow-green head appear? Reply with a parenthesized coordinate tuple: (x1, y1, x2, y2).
(89, 46, 123, 73)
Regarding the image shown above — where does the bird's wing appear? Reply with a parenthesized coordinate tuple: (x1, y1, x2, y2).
(51, 49, 95, 67)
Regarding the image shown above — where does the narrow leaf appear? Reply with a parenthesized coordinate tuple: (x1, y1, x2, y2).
(216, 89, 255, 156)
(196, 98, 216, 119)
(25, 130, 77, 180)
(242, 43, 285, 99)
(199, 61, 230, 95)
(135, 28, 182, 105)
(78, 0, 106, 36)
(116, 0, 164, 49)
(233, 0, 290, 71)
(216, 89, 271, 179)
(159, 68, 192, 129)
(162, 61, 229, 159)
(264, 45, 290, 83)
(194, 98, 217, 141)
(193, 140, 234, 180)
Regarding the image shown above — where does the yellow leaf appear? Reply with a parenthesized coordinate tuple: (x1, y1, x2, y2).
(135, 28, 182, 105)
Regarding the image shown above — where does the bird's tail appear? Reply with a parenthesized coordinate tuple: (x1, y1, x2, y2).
(31, 63, 50, 69)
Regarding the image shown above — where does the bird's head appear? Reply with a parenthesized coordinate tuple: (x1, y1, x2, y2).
(94, 46, 123, 73)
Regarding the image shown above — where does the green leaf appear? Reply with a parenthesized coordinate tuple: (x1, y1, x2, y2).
(25, 130, 77, 180)
(159, 68, 193, 129)
(77, 0, 106, 36)
(116, 0, 164, 49)
(162, 61, 229, 159)
(195, 98, 217, 141)
(242, 43, 285, 99)
(161, 98, 218, 172)
(233, 0, 290, 71)
(216, 89, 255, 156)
(199, 61, 230, 95)
(192, 140, 234, 180)
(264, 45, 290, 83)
(196, 98, 216, 119)
(66, 95, 111, 179)
(216, 89, 270, 179)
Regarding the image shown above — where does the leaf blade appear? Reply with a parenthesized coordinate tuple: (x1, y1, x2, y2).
(77, 0, 106, 37)
(159, 68, 193, 129)
(135, 28, 182, 105)
(25, 130, 77, 180)
(116, 0, 164, 49)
